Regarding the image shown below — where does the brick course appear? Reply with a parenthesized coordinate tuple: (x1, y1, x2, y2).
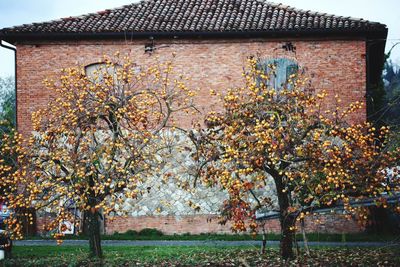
(16, 38, 366, 135)
(104, 214, 363, 235)
(16, 37, 366, 234)
(36, 213, 363, 235)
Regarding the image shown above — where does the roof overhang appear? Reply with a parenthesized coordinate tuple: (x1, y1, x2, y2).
(0, 28, 387, 43)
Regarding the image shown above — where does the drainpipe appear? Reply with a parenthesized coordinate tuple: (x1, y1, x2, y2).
(0, 40, 17, 130)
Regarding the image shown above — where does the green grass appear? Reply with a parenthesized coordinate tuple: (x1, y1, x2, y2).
(26, 229, 400, 243)
(12, 245, 254, 258)
(4, 245, 400, 266)
(6, 246, 256, 266)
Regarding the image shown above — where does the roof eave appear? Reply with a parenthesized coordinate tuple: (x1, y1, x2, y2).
(0, 28, 388, 43)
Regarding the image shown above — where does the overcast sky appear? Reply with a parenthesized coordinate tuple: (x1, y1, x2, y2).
(0, 0, 399, 77)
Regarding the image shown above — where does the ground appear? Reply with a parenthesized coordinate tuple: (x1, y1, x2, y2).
(4, 246, 400, 266)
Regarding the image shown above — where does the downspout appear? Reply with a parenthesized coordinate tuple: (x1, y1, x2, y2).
(0, 40, 17, 130)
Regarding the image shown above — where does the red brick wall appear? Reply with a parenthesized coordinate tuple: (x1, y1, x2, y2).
(16, 37, 367, 234)
(105, 215, 232, 235)
(16, 38, 366, 135)
(35, 213, 363, 235)
(105, 214, 363, 235)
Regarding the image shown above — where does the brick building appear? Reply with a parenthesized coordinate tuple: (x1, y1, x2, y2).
(0, 0, 387, 235)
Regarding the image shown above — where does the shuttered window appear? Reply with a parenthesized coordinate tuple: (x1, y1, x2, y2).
(256, 58, 298, 90)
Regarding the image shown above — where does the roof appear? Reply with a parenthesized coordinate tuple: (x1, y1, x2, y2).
(0, 0, 387, 40)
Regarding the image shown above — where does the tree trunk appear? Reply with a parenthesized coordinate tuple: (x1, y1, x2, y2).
(273, 173, 295, 260)
(88, 209, 102, 258)
(87, 175, 102, 258)
(279, 212, 295, 260)
(301, 218, 310, 256)
(261, 229, 267, 254)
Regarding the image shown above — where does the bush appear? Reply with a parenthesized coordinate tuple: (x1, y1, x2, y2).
(124, 230, 139, 236)
(138, 228, 163, 236)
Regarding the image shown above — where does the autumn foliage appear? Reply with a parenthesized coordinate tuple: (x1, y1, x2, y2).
(0, 55, 399, 261)
(0, 54, 196, 257)
(192, 58, 400, 259)
(0, 129, 32, 240)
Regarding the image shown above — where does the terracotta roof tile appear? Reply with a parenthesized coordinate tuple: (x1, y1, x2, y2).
(0, 0, 386, 37)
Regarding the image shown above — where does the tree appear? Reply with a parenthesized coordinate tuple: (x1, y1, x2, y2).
(0, 54, 195, 257)
(366, 46, 400, 234)
(382, 59, 400, 126)
(0, 76, 16, 132)
(0, 77, 21, 244)
(369, 43, 400, 127)
(192, 58, 400, 260)
(0, 128, 30, 240)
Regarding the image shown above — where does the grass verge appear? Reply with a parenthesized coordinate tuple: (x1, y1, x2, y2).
(3, 245, 400, 266)
(26, 229, 400, 243)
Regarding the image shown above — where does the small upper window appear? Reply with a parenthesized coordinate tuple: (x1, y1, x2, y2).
(85, 62, 141, 84)
(256, 58, 298, 90)
(84, 63, 113, 83)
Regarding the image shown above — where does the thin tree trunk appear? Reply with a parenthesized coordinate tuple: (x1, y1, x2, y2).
(261, 224, 267, 254)
(273, 173, 295, 260)
(294, 227, 300, 257)
(301, 218, 310, 256)
(87, 175, 102, 258)
(279, 213, 295, 260)
(88, 208, 102, 258)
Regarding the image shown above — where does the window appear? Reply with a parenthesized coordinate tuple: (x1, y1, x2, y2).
(85, 62, 141, 84)
(256, 58, 298, 90)
(85, 63, 112, 83)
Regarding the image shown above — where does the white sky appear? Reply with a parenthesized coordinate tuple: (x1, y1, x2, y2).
(0, 0, 399, 77)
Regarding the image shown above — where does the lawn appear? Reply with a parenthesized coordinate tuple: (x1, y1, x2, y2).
(27, 228, 400, 243)
(102, 231, 399, 242)
(4, 245, 400, 266)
